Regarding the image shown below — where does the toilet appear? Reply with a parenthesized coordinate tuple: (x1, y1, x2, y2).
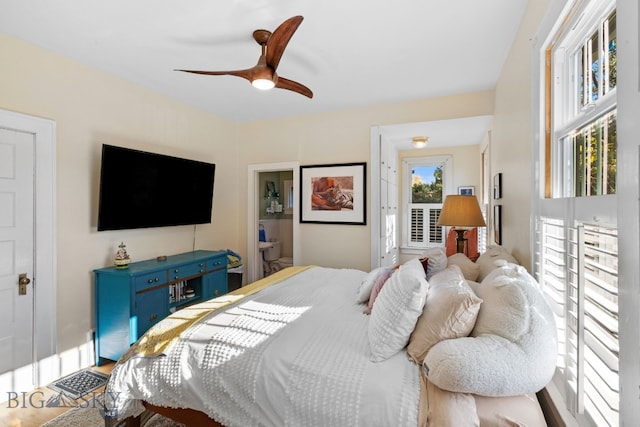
(263, 241, 293, 272)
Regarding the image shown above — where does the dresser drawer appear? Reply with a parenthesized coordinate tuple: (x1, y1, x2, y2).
(169, 263, 202, 281)
(207, 256, 227, 272)
(134, 271, 167, 292)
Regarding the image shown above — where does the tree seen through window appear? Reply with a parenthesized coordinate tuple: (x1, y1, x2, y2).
(411, 166, 443, 203)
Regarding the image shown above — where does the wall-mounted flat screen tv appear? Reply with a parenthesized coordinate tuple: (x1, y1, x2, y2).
(97, 144, 216, 231)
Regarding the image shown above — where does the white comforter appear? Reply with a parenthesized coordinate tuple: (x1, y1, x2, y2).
(106, 266, 421, 427)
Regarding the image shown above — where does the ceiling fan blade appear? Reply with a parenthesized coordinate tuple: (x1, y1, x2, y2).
(275, 76, 313, 98)
(175, 68, 254, 82)
(266, 16, 303, 71)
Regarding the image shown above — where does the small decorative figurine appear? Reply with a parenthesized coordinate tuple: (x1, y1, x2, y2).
(114, 242, 131, 269)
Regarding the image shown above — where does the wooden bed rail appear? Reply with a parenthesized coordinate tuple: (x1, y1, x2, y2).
(104, 401, 225, 427)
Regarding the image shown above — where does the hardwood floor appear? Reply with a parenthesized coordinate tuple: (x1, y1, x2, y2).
(0, 362, 115, 427)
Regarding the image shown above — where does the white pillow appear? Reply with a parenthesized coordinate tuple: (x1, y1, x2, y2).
(402, 256, 427, 279)
(421, 247, 448, 279)
(424, 264, 557, 396)
(447, 253, 480, 281)
(475, 245, 519, 281)
(356, 266, 393, 303)
(369, 263, 429, 362)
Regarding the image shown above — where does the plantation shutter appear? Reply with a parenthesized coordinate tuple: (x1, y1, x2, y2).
(408, 204, 442, 248)
(538, 218, 619, 425)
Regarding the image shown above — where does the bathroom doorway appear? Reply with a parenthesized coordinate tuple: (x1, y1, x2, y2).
(247, 162, 300, 283)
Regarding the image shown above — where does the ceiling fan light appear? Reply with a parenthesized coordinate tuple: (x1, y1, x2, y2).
(252, 78, 275, 90)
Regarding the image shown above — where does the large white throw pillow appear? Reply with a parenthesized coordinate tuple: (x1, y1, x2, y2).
(369, 259, 429, 362)
(424, 264, 557, 396)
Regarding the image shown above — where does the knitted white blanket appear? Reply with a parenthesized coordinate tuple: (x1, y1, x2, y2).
(107, 267, 421, 427)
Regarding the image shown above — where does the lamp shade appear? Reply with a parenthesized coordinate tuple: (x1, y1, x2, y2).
(436, 195, 486, 227)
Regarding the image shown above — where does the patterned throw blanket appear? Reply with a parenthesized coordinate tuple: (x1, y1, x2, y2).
(120, 266, 313, 362)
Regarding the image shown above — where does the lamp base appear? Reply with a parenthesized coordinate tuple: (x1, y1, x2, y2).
(454, 229, 467, 254)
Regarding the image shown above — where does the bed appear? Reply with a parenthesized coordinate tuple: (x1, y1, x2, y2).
(104, 259, 550, 427)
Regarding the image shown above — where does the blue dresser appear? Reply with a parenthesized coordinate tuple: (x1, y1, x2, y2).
(93, 250, 228, 365)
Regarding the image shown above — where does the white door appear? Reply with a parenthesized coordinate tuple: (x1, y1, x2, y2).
(0, 128, 36, 396)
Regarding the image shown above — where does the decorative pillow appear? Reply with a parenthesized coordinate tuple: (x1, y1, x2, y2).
(356, 266, 393, 303)
(424, 264, 557, 396)
(447, 253, 480, 281)
(369, 262, 429, 362)
(407, 265, 482, 365)
(363, 268, 394, 314)
(402, 256, 427, 279)
(425, 378, 479, 427)
(421, 247, 447, 279)
(475, 245, 519, 281)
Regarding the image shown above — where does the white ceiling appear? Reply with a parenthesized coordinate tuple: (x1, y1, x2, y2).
(1, 0, 527, 145)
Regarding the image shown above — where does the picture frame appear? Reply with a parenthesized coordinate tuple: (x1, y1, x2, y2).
(458, 186, 475, 196)
(300, 162, 366, 225)
(493, 173, 502, 199)
(494, 204, 502, 245)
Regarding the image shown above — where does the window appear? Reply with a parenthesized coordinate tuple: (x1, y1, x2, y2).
(401, 156, 452, 250)
(550, 7, 617, 198)
(557, 111, 616, 197)
(537, 1, 619, 426)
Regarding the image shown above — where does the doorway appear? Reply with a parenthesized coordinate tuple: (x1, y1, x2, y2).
(0, 109, 56, 394)
(247, 162, 300, 283)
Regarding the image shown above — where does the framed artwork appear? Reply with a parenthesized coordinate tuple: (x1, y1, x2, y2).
(494, 204, 502, 245)
(300, 162, 366, 225)
(458, 186, 475, 196)
(493, 173, 502, 199)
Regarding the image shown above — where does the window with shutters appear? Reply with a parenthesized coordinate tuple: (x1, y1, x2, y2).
(401, 156, 452, 250)
(536, 1, 619, 425)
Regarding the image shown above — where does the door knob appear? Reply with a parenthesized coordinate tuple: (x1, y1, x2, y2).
(18, 273, 31, 295)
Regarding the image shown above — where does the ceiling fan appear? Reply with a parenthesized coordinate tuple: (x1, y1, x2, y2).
(176, 15, 313, 98)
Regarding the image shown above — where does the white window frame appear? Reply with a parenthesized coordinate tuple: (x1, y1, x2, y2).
(551, 2, 617, 199)
(533, 0, 621, 425)
(400, 155, 452, 252)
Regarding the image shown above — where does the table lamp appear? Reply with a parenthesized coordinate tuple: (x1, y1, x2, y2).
(436, 195, 486, 254)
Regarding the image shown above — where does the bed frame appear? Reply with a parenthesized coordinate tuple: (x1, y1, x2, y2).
(110, 402, 224, 427)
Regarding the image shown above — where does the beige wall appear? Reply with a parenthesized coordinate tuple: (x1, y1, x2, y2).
(490, 0, 550, 269)
(0, 34, 241, 357)
(1, 32, 495, 367)
(239, 92, 494, 272)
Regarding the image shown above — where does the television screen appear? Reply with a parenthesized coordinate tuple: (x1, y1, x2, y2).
(97, 144, 215, 231)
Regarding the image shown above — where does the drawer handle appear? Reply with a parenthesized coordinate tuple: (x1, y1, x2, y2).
(174, 269, 179, 273)
(200, 269, 205, 273)
(147, 277, 160, 284)
(149, 314, 158, 322)
(199, 263, 204, 267)
(175, 275, 179, 280)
